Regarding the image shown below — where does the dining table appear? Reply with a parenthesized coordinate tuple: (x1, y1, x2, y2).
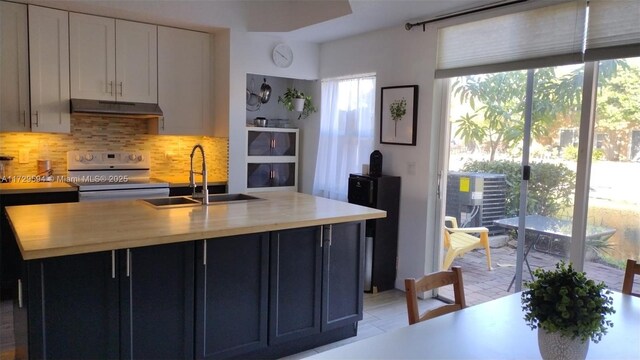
(307, 291, 640, 359)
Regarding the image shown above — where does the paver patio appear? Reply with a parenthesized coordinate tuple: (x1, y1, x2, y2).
(438, 240, 639, 306)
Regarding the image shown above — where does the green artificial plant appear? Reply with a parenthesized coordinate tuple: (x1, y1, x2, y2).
(521, 261, 615, 343)
(278, 87, 317, 120)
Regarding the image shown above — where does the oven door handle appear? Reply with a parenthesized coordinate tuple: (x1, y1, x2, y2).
(79, 188, 170, 201)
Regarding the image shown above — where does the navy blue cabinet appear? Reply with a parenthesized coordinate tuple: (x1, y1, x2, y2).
(120, 242, 195, 359)
(15, 222, 364, 359)
(21, 242, 194, 359)
(269, 226, 323, 344)
(268, 222, 365, 348)
(322, 222, 365, 331)
(24, 251, 120, 359)
(195, 233, 269, 358)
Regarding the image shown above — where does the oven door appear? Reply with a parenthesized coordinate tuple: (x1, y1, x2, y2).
(79, 188, 170, 202)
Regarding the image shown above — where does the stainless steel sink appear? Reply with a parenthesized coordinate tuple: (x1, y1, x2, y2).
(141, 194, 262, 208)
(140, 197, 201, 208)
(199, 193, 262, 203)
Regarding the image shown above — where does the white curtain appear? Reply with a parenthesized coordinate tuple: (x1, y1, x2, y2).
(313, 75, 376, 201)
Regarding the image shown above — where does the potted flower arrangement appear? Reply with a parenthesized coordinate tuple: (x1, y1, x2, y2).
(521, 261, 615, 360)
(278, 87, 317, 120)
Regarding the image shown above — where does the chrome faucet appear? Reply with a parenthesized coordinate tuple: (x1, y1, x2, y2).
(189, 144, 209, 205)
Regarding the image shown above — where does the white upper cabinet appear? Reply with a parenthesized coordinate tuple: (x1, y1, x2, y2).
(155, 26, 211, 135)
(69, 13, 115, 101)
(115, 20, 157, 103)
(69, 14, 157, 103)
(28, 5, 70, 133)
(0, 2, 30, 132)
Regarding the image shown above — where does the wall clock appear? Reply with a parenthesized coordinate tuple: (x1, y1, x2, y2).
(272, 43, 293, 68)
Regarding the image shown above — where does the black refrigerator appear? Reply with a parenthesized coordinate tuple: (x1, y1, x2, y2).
(348, 174, 400, 292)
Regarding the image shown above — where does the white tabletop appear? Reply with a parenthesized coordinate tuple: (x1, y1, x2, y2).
(308, 291, 640, 359)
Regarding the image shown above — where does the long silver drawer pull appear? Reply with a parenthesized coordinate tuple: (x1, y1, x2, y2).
(111, 250, 116, 278)
(33, 111, 39, 127)
(320, 226, 324, 248)
(18, 279, 23, 308)
(126, 249, 131, 277)
(203, 240, 207, 266)
(328, 224, 333, 246)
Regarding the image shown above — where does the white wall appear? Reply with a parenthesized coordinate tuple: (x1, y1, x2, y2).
(225, 31, 320, 193)
(319, 25, 442, 289)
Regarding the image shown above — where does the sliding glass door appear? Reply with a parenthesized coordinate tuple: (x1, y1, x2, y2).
(583, 57, 640, 291)
(440, 64, 584, 303)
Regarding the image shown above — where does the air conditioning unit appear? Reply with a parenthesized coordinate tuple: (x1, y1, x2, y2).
(445, 172, 506, 235)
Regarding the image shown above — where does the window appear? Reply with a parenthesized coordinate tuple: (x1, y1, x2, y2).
(312, 75, 376, 201)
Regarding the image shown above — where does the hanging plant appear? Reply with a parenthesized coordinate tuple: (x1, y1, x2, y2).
(389, 98, 407, 136)
(278, 87, 317, 120)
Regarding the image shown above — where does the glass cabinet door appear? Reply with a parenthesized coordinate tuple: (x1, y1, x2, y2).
(271, 163, 295, 187)
(248, 131, 272, 156)
(247, 163, 272, 188)
(272, 132, 296, 156)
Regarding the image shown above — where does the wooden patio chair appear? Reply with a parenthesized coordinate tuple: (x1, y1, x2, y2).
(404, 266, 466, 325)
(442, 216, 492, 270)
(622, 259, 640, 297)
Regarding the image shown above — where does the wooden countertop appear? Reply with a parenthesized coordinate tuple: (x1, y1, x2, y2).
(0, 181, 77, 195)
(153, 176, 227, 188)
(6, 191, 385, 260)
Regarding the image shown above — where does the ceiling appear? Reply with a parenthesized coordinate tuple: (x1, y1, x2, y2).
(22, 0, 503, 43)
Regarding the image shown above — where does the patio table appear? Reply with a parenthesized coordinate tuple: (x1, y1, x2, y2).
(307, 291, 639, 359)
(493, 215, 616, 291)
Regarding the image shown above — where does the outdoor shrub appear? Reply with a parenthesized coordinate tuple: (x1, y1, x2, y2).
(562, 145, 606, 161)
(461, 160, 575, 217)
(562, 145, 579, 161)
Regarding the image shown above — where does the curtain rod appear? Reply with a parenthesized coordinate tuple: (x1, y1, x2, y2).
(405, 0, 527, 31)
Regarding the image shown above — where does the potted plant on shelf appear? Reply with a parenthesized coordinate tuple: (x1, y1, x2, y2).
(278, 87, 317, 120)
(521, 261, 615, 360)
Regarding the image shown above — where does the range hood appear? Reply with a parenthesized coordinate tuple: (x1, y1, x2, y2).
(71, 99, 163, 118)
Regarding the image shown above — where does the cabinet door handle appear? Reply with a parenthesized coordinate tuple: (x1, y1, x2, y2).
(119, 82, 123, 96)
(203, 240, 207, 266)
(328, 224, 333, 246)
(160, 116, 165, 131)
(126, 249, 131, 277)
(320, 226, 323, 248)
(111, 250, 116, 279)
(17, 279, 23, 308)
(33, 111, 39, 127)
(109, 81, 114, 96)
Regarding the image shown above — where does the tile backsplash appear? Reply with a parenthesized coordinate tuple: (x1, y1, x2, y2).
(0, 116, 228, 181)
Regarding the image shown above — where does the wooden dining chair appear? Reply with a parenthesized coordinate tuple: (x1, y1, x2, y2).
(622, 259, 640, 297)
(404, 266, 466, 325)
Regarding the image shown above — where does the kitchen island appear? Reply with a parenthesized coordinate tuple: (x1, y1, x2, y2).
(5, 191, 385, 359)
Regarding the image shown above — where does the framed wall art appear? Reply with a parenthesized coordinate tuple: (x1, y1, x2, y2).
(380, 85, 418, 146)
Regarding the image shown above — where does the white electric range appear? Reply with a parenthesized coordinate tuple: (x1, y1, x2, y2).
(67, 151, 169, 201)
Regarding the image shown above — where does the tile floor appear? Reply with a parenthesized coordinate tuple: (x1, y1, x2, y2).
(282, 289, 444, 359)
